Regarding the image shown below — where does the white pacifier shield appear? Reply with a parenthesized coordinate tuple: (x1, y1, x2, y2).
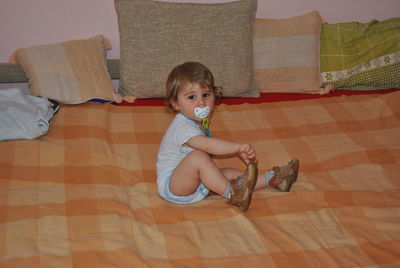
(194, 106, 210, 119)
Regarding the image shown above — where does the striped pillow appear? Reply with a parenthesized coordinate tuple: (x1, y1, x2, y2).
(253, 11, 326, 94)
(15, 35, 116, 104)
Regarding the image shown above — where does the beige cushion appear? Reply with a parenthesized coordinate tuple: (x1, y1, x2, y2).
(253, 11, 325, 94)
(115, 0, 259, 98)
(15, 35, 115, 104)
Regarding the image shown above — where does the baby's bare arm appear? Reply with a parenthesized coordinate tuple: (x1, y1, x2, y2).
(186, 136, 240, 155)
(186, 136, 257, 163)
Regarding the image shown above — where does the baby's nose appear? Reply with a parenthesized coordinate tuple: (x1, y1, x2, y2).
(198, 98, 205, 106)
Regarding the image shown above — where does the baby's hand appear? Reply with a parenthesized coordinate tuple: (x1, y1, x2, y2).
(238, 143, 257, 164)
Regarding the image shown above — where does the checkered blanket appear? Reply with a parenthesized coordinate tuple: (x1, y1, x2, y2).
(320, 17, 400, 90)
(1, 92, 399, 267)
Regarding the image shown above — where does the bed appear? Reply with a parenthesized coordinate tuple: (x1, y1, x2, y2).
(0, 85, 399, 267)
(1, 0, 400, 266)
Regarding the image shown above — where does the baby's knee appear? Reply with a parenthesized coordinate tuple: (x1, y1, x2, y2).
(188, 149, 212, 163)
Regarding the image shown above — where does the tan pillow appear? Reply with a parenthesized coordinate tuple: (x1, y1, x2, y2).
(115, 0, 259, 98)
(253, 11, 326, 94)
(14, 35, 116, 104)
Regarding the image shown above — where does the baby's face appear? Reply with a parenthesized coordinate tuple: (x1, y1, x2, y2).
(171, 83, 215, 122)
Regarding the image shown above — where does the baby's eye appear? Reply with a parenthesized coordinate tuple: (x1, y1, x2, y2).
(202, 93, 211, 98)
(187, 95, 195, 100)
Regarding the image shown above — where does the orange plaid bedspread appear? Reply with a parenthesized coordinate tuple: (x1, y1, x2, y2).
(1, 92, 399, 267)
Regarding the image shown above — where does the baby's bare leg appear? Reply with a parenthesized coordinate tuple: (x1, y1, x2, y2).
(169, 150, 231, 196)
(221, 168, 268, 189)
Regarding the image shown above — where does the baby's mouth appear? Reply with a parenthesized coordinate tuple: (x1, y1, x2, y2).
(194, 106, 210, 120)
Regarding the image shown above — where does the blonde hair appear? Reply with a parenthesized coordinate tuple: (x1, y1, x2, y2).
(165, 62, 222, 112)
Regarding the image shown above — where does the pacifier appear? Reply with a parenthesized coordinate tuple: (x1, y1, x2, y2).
(194, 106, 210, 120)
(194, 106, 211, 137)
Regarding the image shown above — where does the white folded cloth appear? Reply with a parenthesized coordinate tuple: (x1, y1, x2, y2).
(0, 88, 57, 141)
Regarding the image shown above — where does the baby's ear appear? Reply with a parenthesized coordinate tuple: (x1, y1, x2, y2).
(170, 100, 179, 111)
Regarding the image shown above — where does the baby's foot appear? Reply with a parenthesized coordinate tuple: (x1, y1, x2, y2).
(273, 159, 299, 182)
(269, 159, 299, 192)
(228, 162, 258, 212)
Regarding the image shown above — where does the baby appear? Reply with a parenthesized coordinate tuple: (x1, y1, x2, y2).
(156, 62, 299, 211)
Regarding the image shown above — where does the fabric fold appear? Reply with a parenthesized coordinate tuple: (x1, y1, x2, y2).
(0, 88, 57, 140)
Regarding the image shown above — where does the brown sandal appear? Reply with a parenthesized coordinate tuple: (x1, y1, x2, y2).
(272, 159, 299, 183)
(269, 159, 299, 192)
(270, 172, 294, 192)
(227, 162, 258, 212)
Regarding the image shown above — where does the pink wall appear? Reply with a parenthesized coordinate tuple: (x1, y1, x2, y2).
(1, 0, 399, 62)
